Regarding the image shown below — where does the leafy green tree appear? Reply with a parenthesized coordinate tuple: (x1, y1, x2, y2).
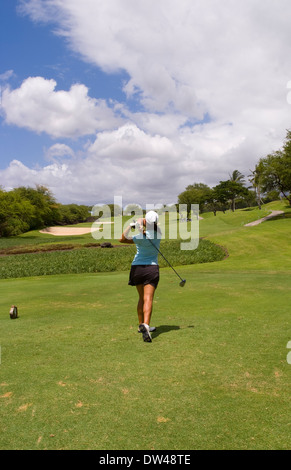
(58, 204, 90, 224)
(123, 204, 143, 217)
(14, 185, 60, 228)
(0, 189, 35, 236)
(0, 186, 94, 237)
(259, 131, 291, 205)
(263, 190, 281, 203)
(108, 204, 122, 217)
(212, 179, 248, 212)
(204, 188, 228, 215)
(204, 200, 227, 216)
(235, 190, 257, 209)
(178, 183, 211, 217)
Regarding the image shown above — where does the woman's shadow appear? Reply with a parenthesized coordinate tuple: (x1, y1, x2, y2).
(152, 325, 194, 338)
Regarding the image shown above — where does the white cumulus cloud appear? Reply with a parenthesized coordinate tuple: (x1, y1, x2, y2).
(19, 0, 291, 118)
(1, 76, 123, 138)
(2, 0, 291, 204)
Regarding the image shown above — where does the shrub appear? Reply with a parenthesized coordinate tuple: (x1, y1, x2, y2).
(0, 239, 225, 279)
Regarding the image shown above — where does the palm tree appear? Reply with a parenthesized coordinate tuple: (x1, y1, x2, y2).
(229, 170, 245, 184)
(248, 164, 264, 209)
(228, 170, 245, 211)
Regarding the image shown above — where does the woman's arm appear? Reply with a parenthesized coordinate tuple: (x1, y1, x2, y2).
(119, 225, 134, 244)
(119, 218, 146, 244)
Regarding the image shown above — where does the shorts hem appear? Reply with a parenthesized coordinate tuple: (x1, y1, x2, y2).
(128, 265, 159, 289)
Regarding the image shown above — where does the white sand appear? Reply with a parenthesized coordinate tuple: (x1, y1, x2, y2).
(40, 222, 113, 236)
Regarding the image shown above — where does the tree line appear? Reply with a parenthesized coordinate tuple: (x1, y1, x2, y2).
(0, 185, 91, 237)
(178, 129, 291, 217)
(1, 129, 290, 236)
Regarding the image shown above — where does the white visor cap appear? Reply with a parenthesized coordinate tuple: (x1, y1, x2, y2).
(145, 210, 159, 225)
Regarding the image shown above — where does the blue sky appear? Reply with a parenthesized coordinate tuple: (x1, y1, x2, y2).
(0, 0, 128, 170)
(1, 0, 291, 205)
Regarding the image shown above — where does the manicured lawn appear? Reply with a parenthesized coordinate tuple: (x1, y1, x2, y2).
(0, 201, 290, 449)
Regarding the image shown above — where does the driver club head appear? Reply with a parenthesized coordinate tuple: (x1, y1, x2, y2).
(179, 279, 186, 287)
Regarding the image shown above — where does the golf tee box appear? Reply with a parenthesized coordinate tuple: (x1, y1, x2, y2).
(9, 305, 18, 319)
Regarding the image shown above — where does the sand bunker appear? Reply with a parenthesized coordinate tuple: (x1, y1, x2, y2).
(40, 222, 113, 236)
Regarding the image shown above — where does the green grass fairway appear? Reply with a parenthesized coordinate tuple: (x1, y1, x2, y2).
(0, 201, 290, 450)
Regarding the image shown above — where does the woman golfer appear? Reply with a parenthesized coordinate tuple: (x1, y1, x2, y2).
(119, 211, 161, 342)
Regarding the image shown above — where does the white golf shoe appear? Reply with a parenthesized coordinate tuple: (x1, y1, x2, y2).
(138, 325, 156, 333)
(139, 323, 152, 342)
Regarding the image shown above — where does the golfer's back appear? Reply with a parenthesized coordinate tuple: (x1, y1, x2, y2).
(132, 230, 161, 265)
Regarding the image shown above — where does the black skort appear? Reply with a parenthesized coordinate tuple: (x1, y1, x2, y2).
(128, 265, 160, 289)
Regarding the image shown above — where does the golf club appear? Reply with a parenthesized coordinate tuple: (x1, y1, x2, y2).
(147, 237, 186, 287)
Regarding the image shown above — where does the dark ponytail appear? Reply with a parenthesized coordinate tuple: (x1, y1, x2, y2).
(143, 221, 162, 238)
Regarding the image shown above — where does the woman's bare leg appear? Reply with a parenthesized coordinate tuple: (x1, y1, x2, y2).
(136, 284, 155, 326)
(136, 285, 144, 324)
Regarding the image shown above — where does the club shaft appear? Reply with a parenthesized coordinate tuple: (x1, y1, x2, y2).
(147, 238, 184, 282)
